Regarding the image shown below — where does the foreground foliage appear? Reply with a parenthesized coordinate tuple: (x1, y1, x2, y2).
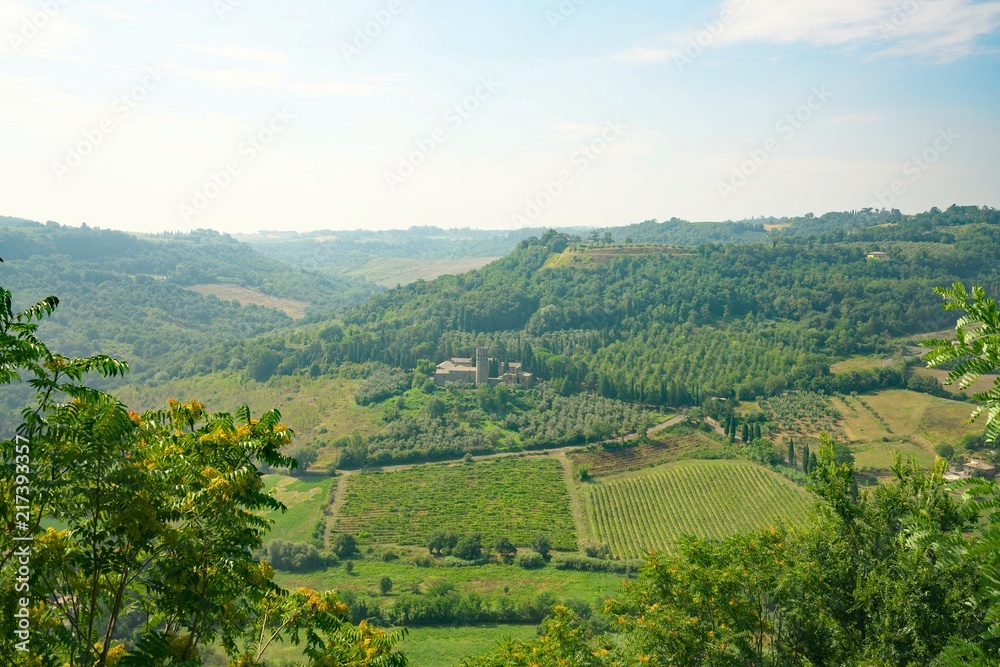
(0, 282, 405, 666)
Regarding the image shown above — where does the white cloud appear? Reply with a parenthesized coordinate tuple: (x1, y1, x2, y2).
(177, 43, 291, 66)
(0, 0, 88, 57)
(617, 0, 1000, 63)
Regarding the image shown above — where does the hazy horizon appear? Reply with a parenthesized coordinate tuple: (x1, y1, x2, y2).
(2, 0, 998, 235)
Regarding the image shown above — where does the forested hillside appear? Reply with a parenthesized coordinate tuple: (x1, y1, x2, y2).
(0, 220, 376, 384)
(242, 205, 999, 407)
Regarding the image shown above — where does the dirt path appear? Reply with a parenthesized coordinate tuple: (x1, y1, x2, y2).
(325, 470, 354, 544)
(705, 417, 728, 437)
(557, 451, 590, 548)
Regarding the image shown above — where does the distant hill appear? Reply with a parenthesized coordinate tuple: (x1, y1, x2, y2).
(0, 219, 377, 386)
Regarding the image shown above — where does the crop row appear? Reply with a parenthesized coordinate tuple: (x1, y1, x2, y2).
(585, 461, 812, 558)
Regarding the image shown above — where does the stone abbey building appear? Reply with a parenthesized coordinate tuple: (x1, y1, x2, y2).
(434, 346, 535, 389)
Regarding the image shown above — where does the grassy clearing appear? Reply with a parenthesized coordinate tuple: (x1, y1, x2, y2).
(830, 356, 885, 374)
(850, 440, 934, 469)
(569, 427, 724, 478)
(272, 558, 623, 606)
(334, 457, 577, 550)
(114, 375, 381, 464)
(833, 395, 890, 442)
(912, 367, 999, 397)
(352, 257, 498, 288)
(184, 283, 309, 318)
(584, 460, 812, 559)
(264, 474, 334, 544)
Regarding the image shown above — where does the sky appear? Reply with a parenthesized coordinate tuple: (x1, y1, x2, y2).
(1, 0, 998, 234)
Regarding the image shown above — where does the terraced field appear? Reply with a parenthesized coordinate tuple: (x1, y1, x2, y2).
(584, 460, 812, 558)
(334, 457, 577, 550)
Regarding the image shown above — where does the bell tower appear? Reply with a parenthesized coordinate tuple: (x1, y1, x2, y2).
(475, 346, 489, 386)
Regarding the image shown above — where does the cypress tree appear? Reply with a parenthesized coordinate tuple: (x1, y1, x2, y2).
(788, 438, 796, 467)
(803, 443, 811, 473)
(810, 452, 818, 473)
(741, 423, 750, 443)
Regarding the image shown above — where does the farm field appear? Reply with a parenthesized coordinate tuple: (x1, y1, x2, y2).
(862, 389, 979, 448)
(569, 426, 724, 477)
(257, 620, 538, 667)
(184, 283, 309, 318)
(584, 460, 812, 558)
(397, 625, 537, 667)
(334, 457, 577, 550)
(352, 257, 499, 287)
(833, 389, 983, 471)
(114, 374, 381, 462)
(263, 474, 334, 543)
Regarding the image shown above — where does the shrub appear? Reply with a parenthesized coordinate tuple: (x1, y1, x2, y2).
(453, 533, 484, 561)
(329, 533, 358, 559)
(532, 534, 551, 559)
(553, 554, 644, 574)
(936, 443, 956, 460)
(259, 540, 331, 573)
(581, 542, 611, 559)
(412, 554, 434, 568)
(514, 552, 546, 569)
(492, 536, 517, 564)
